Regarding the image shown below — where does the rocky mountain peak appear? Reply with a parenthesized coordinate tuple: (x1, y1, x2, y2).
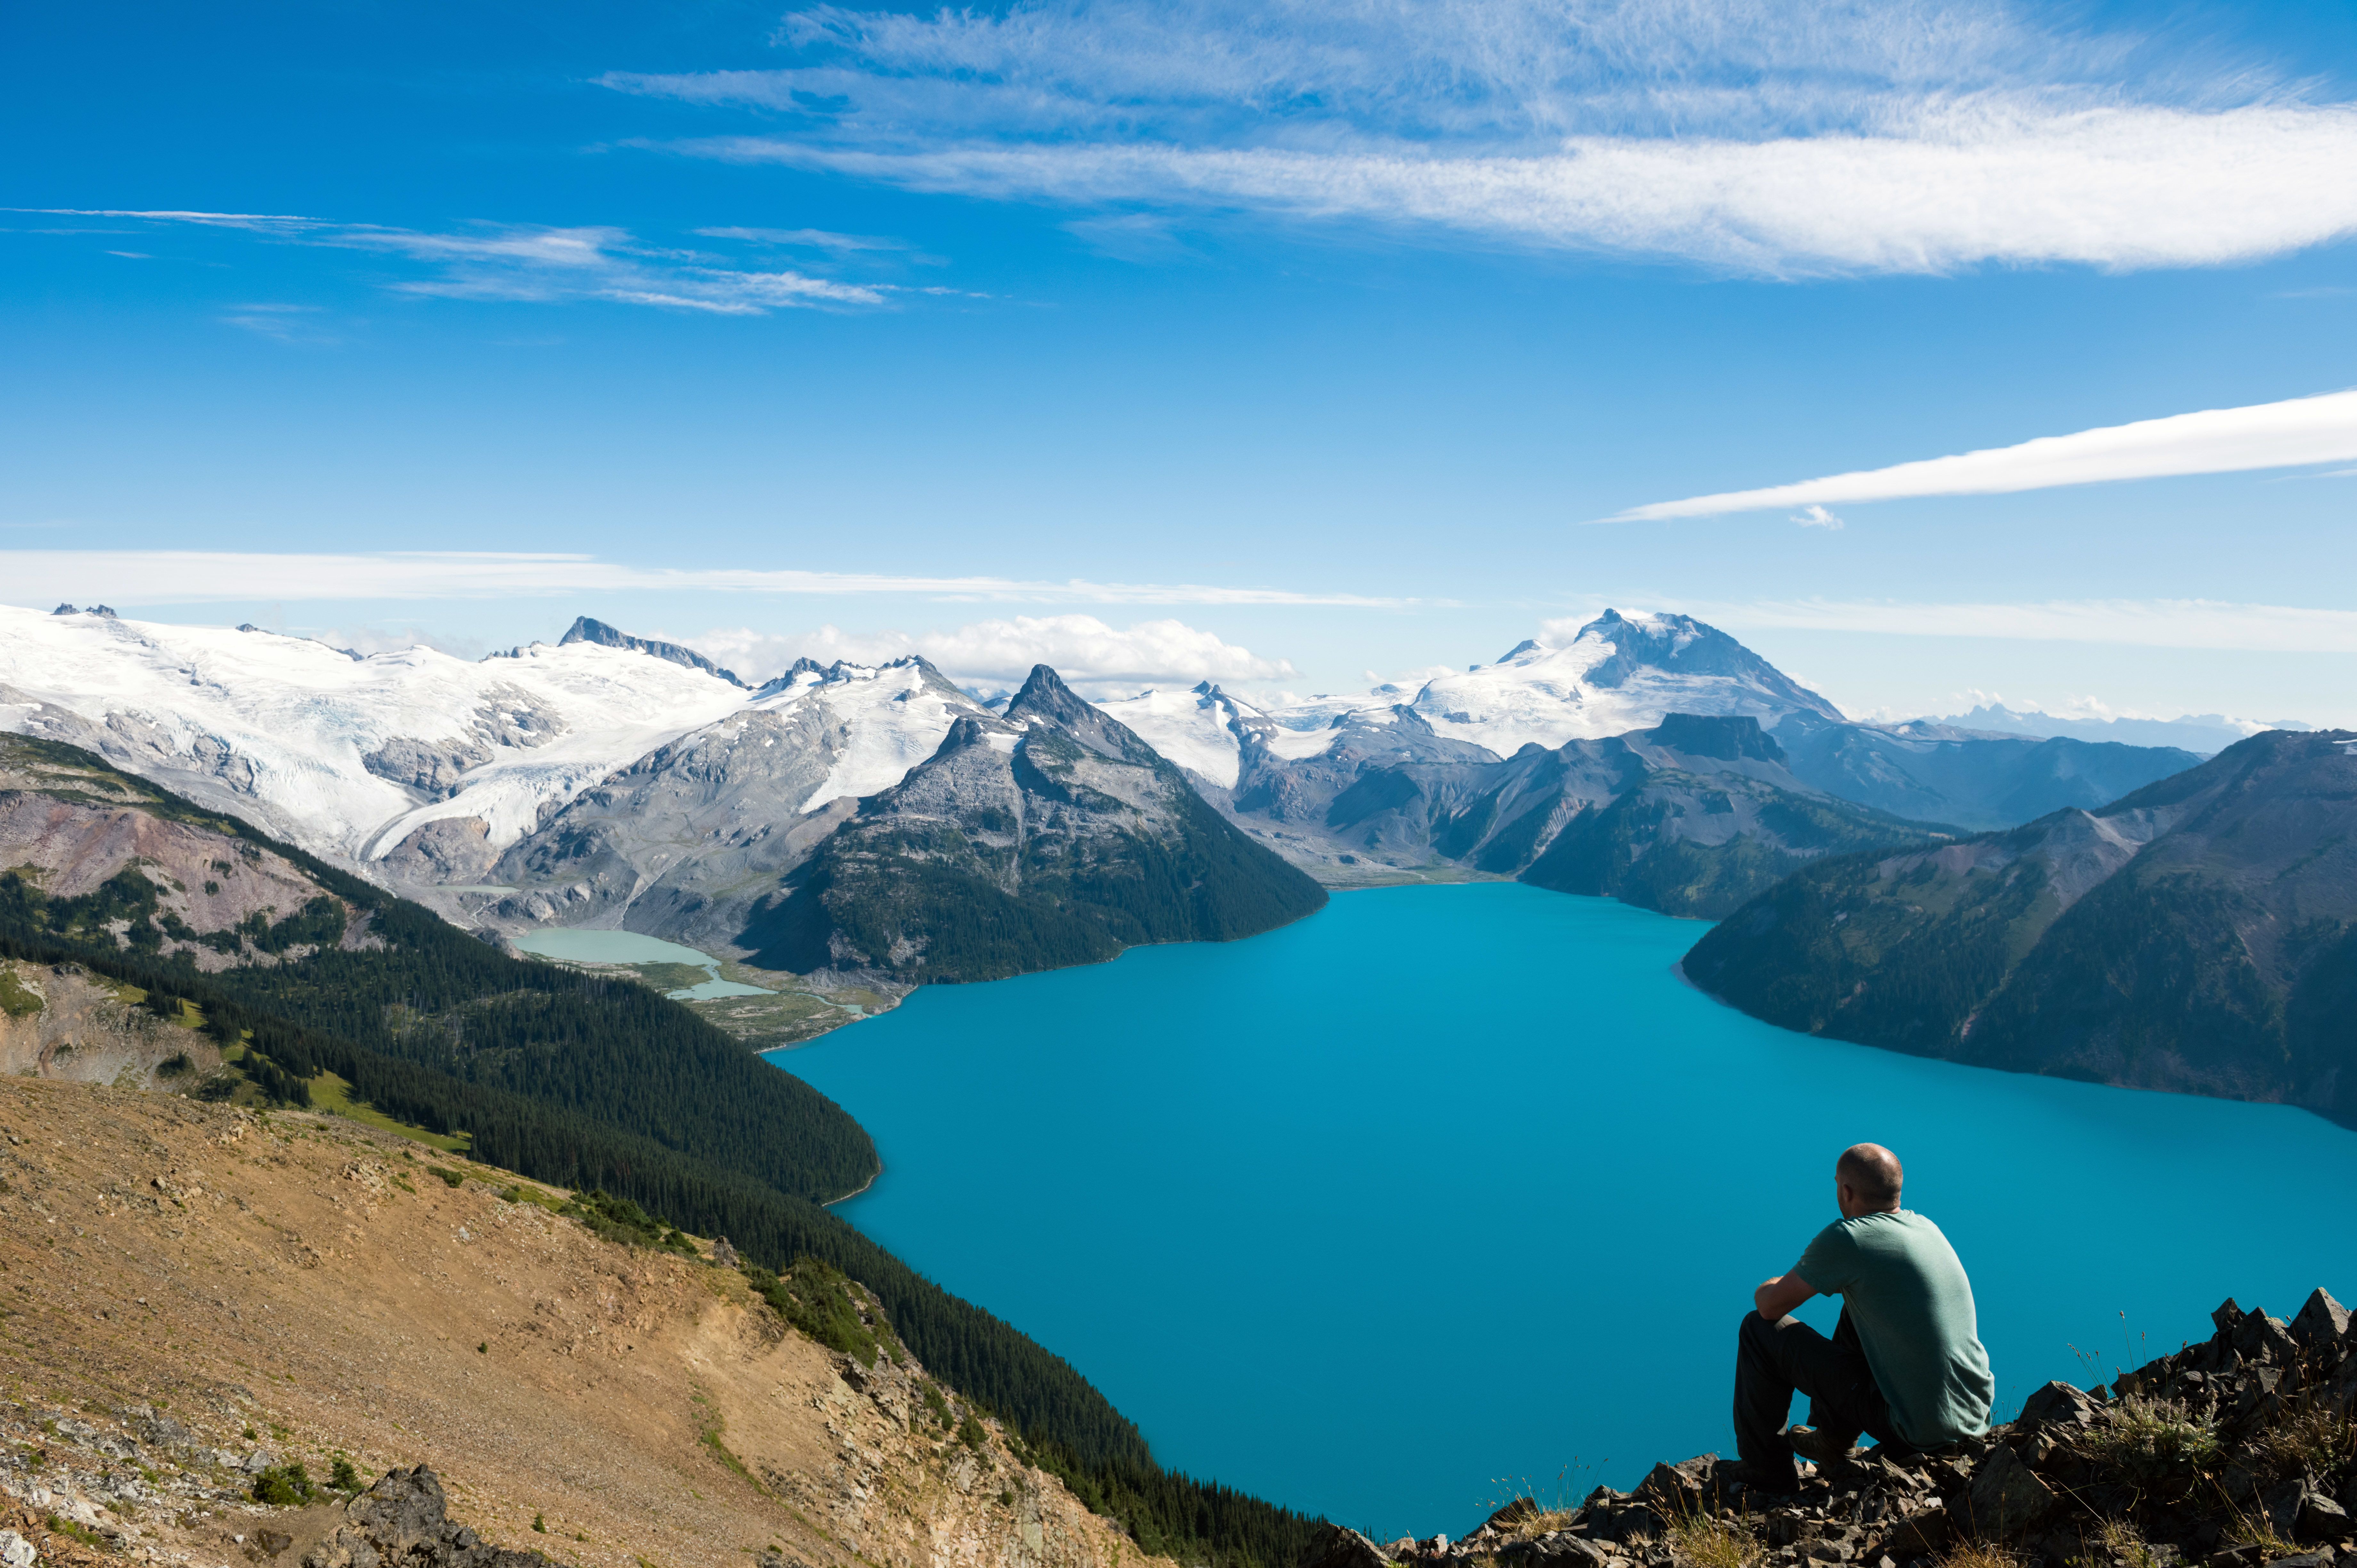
(1574, 610, 1839, 718)
(1007, 664, 1158, 766)
(557, 616, 746, 688)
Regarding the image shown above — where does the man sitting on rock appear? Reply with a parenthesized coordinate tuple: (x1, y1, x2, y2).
(1730, 1142, 1994, 1492)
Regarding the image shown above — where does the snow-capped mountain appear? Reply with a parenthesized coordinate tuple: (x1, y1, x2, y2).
(1401, 610, 1846, 754)
(0, 606, 973, 891)
(0, 604, 751, 867)
(1098, 609, 1846, 789)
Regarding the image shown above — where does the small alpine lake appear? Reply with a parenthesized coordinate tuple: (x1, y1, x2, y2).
(774, 883, 2357, 1540)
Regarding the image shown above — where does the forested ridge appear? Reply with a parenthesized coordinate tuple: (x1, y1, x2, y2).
(0, 736, 1328, 1568)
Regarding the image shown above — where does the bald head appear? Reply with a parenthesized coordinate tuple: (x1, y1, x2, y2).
(1836, 1143, 1904, 1214)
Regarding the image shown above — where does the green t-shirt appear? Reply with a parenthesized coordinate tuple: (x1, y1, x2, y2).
(1795, 1209, 1994, 1447)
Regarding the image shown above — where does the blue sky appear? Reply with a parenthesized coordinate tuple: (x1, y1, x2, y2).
(6, 0, 2357, 722)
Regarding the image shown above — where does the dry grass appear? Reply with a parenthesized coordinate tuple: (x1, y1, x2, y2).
(2221, 1511, 2296, 1559)
(2086, 1518, 2164, 1568)
(2257, 1405, 2357, 1480)
(1665, 1507, 1757, 1568)
(1509, 1511, 1581, 1540)
(1933, 1543, 2020, 1568)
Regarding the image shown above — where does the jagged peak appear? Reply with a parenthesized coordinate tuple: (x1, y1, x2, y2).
(1008, 665, 1161, 766)
(557, 616, 746, 688)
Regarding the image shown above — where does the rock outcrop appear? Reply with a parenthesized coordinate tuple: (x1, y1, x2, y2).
(305, 1466, 551, 1568)
(1397, 1288, 2357, 1568)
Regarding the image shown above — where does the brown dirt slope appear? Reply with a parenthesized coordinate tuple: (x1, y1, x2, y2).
(0, 1075, 1170, 1568)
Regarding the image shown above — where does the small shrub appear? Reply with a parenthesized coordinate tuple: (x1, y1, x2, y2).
(329, 1457, 360, 1492)
(533, 1514, 547, 1533)
(241, 1425, 257, 1441)
(2080, 1396, 2221, 1482)
(427, 1165, 463, 1189)
(921, 1382, 951, 1429)
(47, 1514, 104, 1548)
(156, 1052, 194, 1079)
(251, 1463, 316, 1507)
(958, 1413, 987, 1451)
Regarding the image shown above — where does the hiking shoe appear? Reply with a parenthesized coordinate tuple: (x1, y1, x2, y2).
(1787, 1426, 1860, 1464)
(1719, 1460, 1803, 1497)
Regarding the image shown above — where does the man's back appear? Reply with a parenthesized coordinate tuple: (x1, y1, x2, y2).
(1796, 1209, 1992, 1446)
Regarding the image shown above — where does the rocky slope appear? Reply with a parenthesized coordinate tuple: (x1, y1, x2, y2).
(1682, 730, 2357, 1125)
(0, 1073, 1171, 1568)
(1316, 1288, 2357, 1568)
(736, 667, 1328, 983)
(0, 956, 226, 1088)
(0, 733, 372, 970)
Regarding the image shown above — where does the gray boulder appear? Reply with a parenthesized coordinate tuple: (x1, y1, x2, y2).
(303, 1466, 551, 1568)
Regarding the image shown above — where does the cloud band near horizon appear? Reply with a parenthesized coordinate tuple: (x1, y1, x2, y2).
(1612, 388, 2357, 519)
(0, 551, 1407, 608)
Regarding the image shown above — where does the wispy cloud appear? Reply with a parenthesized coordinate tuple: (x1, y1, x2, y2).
(18, 209, 892, 315)
(692, 613, 1294, 693)
(1790, 504, 1843, 529)
(220, 303, 337, 343)
(1612, 388, 2357, 518)
(0, 551, 1407, 608)
(1672, 596, 2357, 653)
(604, 0, 2357, 276)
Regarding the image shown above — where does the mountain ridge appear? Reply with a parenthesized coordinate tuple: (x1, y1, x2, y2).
(1681, 728, 2357, 1126)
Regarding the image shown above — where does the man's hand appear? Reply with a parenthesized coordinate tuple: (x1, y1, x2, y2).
(1754, 1271, 1817, 1321)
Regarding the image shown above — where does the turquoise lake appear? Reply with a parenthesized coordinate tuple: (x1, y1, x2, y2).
(774, 883, 2357, 1540)
(509, 927, 770, 999)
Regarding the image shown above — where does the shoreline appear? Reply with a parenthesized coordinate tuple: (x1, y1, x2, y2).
(825, 1166, 881, 1206)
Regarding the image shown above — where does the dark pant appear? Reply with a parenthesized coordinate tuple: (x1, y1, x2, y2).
(1734, 1307, 1900, 1479)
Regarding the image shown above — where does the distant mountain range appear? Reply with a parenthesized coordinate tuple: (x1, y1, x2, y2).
(1925, 702, 2309, 757)
(1099, 610, 2203, 914)
(0, 601, 2224, 943)
(1684, 729, 2357, 1127)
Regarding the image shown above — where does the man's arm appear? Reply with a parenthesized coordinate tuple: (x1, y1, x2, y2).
(1754, 1270, 1818, 1321)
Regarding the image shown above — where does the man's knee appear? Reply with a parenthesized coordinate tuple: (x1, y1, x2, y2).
(1739, 1309, 1779, 1357)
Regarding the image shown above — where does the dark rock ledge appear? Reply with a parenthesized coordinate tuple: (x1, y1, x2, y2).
(1309, 1290, 2357, 1568)
(303, 1466, 550, 1568)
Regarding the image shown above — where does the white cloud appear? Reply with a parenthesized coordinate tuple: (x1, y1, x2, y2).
(688, 614, 1294, 694)
(679, 103, 2357, 276)
(1791, 504, 1844, 528)
(1676, 596, 2357, 653)
(605, 0, 2357, 276)
(22, 210, 888, 315)
(1614, 387, 2357, 517)
(0, 550, 1406, 608)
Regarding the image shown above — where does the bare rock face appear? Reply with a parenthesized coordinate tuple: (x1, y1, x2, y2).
(0, 959, 221, 1087)
(378, 816, 498, 883)
(304, 1467, 551, 1568)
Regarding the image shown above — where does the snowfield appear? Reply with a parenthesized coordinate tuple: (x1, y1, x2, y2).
(748, 658, 986, 812)
(0, 605, 749, 867)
